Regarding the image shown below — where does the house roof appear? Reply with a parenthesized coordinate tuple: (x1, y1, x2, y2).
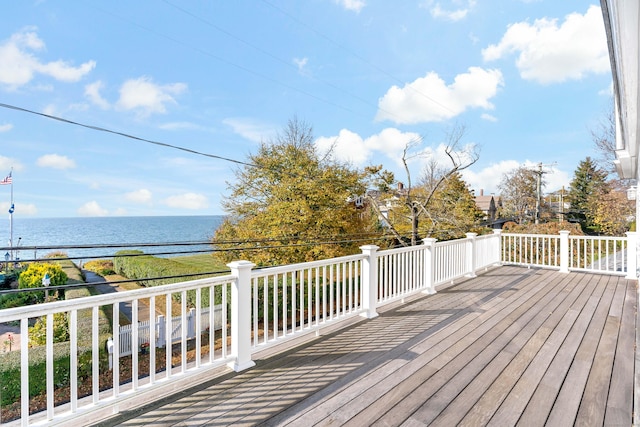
(475, 195, 501, 212)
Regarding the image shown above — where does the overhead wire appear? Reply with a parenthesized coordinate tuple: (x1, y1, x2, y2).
(158, 0, 413, 125)
(90, 4, 362, 118)
(259, 0, 458, 117)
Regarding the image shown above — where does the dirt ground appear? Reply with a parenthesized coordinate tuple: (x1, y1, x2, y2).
(0, 323, 21, 352)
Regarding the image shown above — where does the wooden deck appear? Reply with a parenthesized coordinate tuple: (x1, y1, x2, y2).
(96, 266, 637, 426)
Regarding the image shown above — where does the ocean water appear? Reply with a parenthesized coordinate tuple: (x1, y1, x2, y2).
(0, 215, 225, 262)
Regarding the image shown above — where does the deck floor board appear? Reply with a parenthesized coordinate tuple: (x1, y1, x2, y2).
(95, 266, 637, 427)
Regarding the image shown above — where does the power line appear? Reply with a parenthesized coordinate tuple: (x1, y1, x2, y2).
(0, 102, 256, 168)
(90, 4, 362, 118)
(259, 0, 458, 117)
(158, 0, 411, 124)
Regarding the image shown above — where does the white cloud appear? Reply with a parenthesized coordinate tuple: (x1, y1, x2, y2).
(462, 160, 571, 195)
(482, 5, 609, 84)
(293, 57, 309, 74)
(0, 156, 23, 172)
(164, 193, 209, 210)
(462, 160, 520, 194)
(481, 113, 498, 122)
(0, 123, 13, 132)
(116, 76, 187, 117)
(125, 189, 152, 204)
(85, 81, 110, 109)
(42, 104, 57, 116)
(36, 154, 76, 170)
(316, 130, 370, 166)
(376, 67, 503, 124)
(334, 0, 365, 12)
(430, 0, 476, 22)
(315, 127, 422, 167)
(78, 201, 108, 217)
(223, 117, 276, 143)
(0, 28, 95, 89)
(37, 59, 96, 82)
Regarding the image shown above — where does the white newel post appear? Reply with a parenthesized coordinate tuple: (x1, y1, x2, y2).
(559, 230, 570, 273)
(360, 245, 379, 319)
(422, 238, 437, 294)
(493, 229, 503, 265)
(625, 231, 637, 280)
(227, 260, 256, 372)
(465, 233, 477, 278)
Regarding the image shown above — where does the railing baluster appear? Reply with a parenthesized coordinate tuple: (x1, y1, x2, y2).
(132, 299, 139, 390)
(70, 309, 78, 413)
(46, 312, 54, 419)
(92, 306, 99, 404)
(165, 294, 171, 379)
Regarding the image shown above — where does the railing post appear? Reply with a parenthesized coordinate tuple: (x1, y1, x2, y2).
(465, 232, 477, 278)
(493, 229, 503, 265)
(157, 315, 166, 348)
(227, 260, 256, 372)
(559, 230, 570, 273)
(422, 238, 437, 294)
(360, 245, 380, 319)
(625, 231, 638, 279)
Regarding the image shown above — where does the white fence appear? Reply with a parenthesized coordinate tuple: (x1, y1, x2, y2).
(0, 229, 635, 426)
(116, 306, 223, 356)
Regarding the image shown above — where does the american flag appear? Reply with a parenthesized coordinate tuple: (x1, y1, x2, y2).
(0, 172, 11, 185)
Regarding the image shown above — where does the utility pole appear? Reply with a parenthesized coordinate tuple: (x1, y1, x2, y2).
(559, 186, 564, 223)
(532, 162, 556, 224)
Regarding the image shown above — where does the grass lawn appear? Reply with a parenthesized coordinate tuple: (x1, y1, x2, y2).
(169, 253, 229, 274)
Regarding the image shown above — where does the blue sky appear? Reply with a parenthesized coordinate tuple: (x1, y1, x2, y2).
(0, 0, 612, 218)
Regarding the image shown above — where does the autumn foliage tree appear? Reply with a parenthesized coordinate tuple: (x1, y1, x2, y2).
(498, 166, 539, 224)
(366, 124, 480, 245)
(421, 172, 484, 240)
(587, 183, 634, 235)
(213, 118, 380, 266)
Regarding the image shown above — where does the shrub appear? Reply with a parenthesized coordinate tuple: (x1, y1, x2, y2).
(29, 312, 70, 347)
(84, 259, 115, 276)
(18, 262, 68, 303)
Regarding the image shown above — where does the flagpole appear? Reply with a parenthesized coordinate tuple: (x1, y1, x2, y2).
(9, 168, 13, 262)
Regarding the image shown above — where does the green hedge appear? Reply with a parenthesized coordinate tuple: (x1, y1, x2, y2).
(113, 250, 221, 307)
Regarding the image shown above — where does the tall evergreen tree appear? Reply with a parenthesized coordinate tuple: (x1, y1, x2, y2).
(567, 157, 607, 232)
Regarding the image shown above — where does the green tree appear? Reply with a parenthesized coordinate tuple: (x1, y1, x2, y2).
(214, 117, 379, 266)
(498, 166, 539, 224)
(567, 157, 608, 232)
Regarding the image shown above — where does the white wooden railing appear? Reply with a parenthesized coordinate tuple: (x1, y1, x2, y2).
(501, 231, 637, 277)
(0, 229, 634, 426)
